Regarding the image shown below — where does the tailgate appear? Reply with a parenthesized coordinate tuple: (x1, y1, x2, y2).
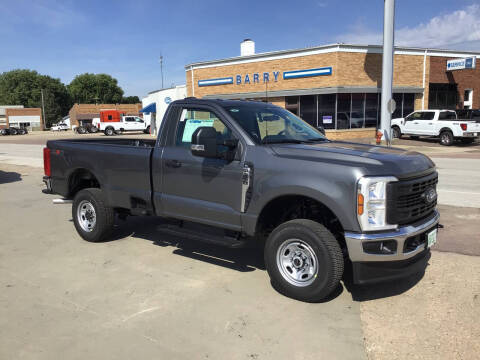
(467, 122, 480, 132)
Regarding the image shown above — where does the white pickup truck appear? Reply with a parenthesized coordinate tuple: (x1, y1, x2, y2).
(93, 116, 151, 136)
(392, 109, 480, 145)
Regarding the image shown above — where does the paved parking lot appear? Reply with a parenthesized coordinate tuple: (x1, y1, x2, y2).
(1, 133, 479, 359)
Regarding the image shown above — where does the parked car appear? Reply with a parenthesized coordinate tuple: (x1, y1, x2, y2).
(391, 109, 480, 145)
(1, 127, 27, 135)
(51, 122, 69, 131)
(43, 98, 440, 302)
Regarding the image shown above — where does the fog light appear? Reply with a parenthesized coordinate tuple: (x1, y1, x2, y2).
(363, 240, 397, 255)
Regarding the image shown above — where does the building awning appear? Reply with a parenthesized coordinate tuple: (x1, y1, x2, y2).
(140, 103, 156, 113)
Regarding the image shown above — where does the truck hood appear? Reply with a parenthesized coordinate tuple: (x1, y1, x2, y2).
(271, 141, 435, 177)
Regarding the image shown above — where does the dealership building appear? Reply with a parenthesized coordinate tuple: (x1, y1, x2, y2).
(185, 41, 480, 139)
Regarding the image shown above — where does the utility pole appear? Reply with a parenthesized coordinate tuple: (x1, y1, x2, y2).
(41, 89, 46, 130)
(380, 0, 395, 146)
(159, 55, 164, 89)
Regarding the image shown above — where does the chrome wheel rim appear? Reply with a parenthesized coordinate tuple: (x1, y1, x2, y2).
(441, 133, 449, 144)
(276, 239, 318, 287)
(77, 200, 96, 232)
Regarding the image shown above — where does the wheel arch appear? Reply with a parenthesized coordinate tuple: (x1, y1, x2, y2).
(68, 168, 101, 198)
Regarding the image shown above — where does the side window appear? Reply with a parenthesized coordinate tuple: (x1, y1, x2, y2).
(439, 112, 456, 120)
(418, 112, 435, 120)
(174, 108, 233, 150)
(125, 117, 135, 122)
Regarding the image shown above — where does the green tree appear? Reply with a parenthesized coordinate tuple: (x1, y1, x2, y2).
(68, 73, 124, 104)
(121, 95, 140, 104)
(0, 69, 72, 127)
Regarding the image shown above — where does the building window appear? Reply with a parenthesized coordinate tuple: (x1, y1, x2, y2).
(403, 93, 415, 117)
(365, 93, 379, 128)
(351, 93, 365, 128)
(429, 83, 458, 109)
(285, 96, 299, 116)
(299, 95, 317, 127)
(318, 94, 336, 129)
(336, 93, 351, 129)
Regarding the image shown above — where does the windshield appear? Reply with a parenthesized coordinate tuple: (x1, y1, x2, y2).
(223, 103, 326, 144)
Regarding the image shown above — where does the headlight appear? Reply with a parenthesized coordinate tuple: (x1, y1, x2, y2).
(357, 176, 398, 231)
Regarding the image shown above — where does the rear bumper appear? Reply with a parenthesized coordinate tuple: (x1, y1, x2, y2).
(344, 210, 439, 284)
(42, 176, 53, 194)
(461, 132, 479, 137)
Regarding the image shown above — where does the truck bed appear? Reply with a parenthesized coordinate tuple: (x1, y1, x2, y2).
(46, 137, 156, 212)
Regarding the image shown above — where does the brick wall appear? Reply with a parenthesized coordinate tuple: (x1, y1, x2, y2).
(429, 56, 480, 108)
(5, 108, 43, 129)
(186, 51, 426, 101)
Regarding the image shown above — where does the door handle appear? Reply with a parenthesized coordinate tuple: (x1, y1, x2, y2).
(165, 160, 182, 168)
(413, 122, 419, 124)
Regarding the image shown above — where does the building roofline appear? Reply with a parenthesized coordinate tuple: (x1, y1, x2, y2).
(185, 43, 480, 70)
(147, 84, 186, 95)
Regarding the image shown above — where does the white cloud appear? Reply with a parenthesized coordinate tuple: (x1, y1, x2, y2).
(337, 5, 480, 50)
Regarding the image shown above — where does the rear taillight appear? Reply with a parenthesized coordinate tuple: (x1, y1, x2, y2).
(460, 123, 467, 131)
(43, 147, 51, 176)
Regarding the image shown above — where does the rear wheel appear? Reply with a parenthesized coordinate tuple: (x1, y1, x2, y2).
(264, 219, 344, 302)
(72, 188, 114, 242)
(392, 126, 402, 139)
(104, 127, 115, 136)
(77, 126, 87, 134)
(10, 128, 18, 135)
(440, 131, 453, 146)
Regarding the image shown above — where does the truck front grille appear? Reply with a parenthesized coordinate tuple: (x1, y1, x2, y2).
(387, 172, 438, 225)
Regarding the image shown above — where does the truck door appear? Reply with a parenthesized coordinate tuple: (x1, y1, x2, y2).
(404, 111, 434, 135)
(123, 116, 137, 130)
(156, 105, 244, 231)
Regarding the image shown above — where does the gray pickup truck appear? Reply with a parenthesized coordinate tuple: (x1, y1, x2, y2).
(43, 98, 440, 302)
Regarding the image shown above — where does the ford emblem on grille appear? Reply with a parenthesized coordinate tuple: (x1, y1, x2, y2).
(423, 187, 437, 204)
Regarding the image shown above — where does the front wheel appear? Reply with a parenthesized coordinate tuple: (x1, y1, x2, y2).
(264, 219, 344, 302)
(104, 127, 115, 136)
(72, 188, 115, 242)
(440, 131, 453, 146)
(392, 126, 402, 139)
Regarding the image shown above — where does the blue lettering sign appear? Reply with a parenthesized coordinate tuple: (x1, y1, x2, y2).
(244, 74, 250, 84)
(236, 75, 242, 85)
(273, 71, 280, 82)
(263, 72, 269, 83)
(253, 73, 259, 83)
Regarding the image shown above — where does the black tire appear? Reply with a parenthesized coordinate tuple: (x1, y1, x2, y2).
(72, 188, 115, 242)
(10, 128, 18, 135)
(264, 219, 344, 302)
(392, 126, 402, 139)
(77, 126, 87, 134)
(440, 131, 453, 146)
(104, 127, 115, 136)
(461, 138, 475, 144)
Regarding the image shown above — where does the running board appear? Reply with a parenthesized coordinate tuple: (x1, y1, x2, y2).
(157, 224, 247, 248)
(53, 198, 73, 204)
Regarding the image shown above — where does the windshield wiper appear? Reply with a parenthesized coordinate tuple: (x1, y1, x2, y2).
(262, 139, 306, 144)
(307, 137, 328, 142)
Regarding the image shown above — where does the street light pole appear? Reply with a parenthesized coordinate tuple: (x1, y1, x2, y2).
(159, 55, 164, 89)
(380, 0, 395, 146)
(41, 89, 46, 130)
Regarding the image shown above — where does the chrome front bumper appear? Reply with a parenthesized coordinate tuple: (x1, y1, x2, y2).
(344, 210, 440, 262)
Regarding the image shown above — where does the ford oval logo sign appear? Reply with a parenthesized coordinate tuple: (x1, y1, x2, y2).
(423, 188, 437, 204)
(164, 97, 172, 104)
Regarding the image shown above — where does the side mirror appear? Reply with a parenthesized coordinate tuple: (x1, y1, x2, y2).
(191, 126, 218, 158)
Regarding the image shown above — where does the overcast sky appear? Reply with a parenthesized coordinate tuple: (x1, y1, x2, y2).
(1, 0, 479, 98)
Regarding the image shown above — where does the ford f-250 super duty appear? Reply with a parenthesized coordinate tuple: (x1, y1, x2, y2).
(43, 98, 440, 302)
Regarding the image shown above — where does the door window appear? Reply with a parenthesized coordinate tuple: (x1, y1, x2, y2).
(174, 108, 234, 153)
(125, 117, 135, 122)
(438, 111, 456, 120)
